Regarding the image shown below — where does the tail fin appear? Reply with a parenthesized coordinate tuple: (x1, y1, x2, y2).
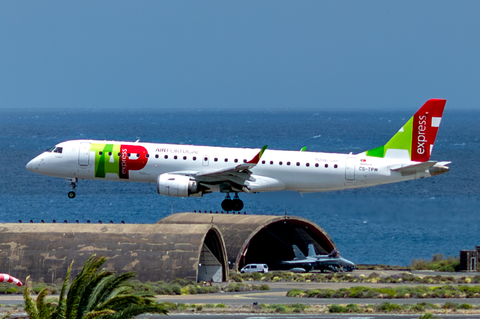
(365, 99, 446, 162)
(307, 244, 316, 257)
(292, 245, 306, 260)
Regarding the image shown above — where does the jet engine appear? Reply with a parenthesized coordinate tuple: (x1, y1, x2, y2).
(156, 173, 202, 197)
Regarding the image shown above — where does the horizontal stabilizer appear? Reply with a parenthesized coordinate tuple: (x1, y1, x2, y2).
(390, 161, 439, 176)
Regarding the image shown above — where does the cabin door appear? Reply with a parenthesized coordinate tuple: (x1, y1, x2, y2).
(345, 157, 356, 181)
(78, 142, 91, 166)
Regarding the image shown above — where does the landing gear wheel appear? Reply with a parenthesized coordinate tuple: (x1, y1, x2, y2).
(221, 199, 232, 211)
(68, 191, 76, 199)
(231, 193, 244, 211)
(232, 199, 244, 211)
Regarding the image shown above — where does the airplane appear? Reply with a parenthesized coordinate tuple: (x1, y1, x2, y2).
(26, 99, 449, 211)
(281, 244, 355, 272)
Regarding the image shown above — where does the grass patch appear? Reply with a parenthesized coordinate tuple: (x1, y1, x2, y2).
(288, 285, 480, 299)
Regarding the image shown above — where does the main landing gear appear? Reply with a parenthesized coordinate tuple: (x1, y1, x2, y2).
(221, 193, 244, 212)
(66, 178, 77, 199)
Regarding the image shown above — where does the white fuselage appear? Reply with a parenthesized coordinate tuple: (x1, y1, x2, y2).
(26, 139, 430, 194)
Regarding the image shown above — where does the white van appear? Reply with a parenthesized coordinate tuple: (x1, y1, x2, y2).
(240, 264, 269, 273)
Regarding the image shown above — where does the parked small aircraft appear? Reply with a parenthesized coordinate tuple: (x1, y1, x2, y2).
(282, 244, 355, 272)
(26, 99, 449, 211)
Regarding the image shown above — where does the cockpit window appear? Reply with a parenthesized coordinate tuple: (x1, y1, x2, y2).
(46, 146, 63, 153)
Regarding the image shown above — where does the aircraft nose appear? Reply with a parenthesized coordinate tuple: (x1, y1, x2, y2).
(26, 157, 41, 172)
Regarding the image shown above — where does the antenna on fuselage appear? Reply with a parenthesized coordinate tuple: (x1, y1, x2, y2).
(135, 139, 140, 143)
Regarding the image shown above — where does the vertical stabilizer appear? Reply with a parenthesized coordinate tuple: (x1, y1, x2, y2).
(292, 245, 306, 260)
(307, 244, 316, 257)
(365, 99, 446, 162)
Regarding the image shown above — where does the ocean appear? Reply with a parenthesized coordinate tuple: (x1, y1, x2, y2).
(0, 107, 478, 266)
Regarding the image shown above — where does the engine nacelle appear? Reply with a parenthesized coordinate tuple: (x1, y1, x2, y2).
(156, 173, 201, 197)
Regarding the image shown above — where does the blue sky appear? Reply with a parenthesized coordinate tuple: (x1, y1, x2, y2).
(1, 1, 478, 110)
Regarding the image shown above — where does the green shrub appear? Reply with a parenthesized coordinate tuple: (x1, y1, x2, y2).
(251, 272, 262, 281)
(259, 284, 270, 291)
(329, 304, 346, 313)
(458, 303, 472, 310)
(418, 313, 441, 319)
(345, 303, 361, 313)
(287, 289, 305, 297)
(158, 302, 178, 311)
(215, 303, 226, 308)
(291, 303, 308, 313)
(230, 274, 243, 282)
(409, 304, 425, 312)
(272, 304, 286, 313)
(177, 303, 188, 311)
(443, 302, 458, 310)
(171, 278, 190, 286)
(377, 302, 403, 312)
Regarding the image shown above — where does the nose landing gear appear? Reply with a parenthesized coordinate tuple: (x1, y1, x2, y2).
(66, 178, 77, 199)
(221, 193, 244, 211)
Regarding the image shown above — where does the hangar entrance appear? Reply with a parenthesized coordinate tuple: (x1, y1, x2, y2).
(239, 220, 334, 270)
(198, 229, 227, 282)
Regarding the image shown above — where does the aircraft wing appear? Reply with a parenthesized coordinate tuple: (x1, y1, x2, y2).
(169, 145, 267, 192)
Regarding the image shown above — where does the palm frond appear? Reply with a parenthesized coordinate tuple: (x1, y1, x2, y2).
(66, 255, 107, 319)
(96, 295, 150, 312)
(0, 308, 16, 319)
(23, 276, 39, 319)
(106, 304, 168, 319)
(83, 309, 115, 319)
(78, 271, 115, 316)
(53, 259, 74, 319)
(93, 272, 136, 306)
(36, 287, 53, 318)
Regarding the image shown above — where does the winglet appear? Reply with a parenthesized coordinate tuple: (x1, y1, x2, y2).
(247, 145, 268, 164)
(300, 147, 307, 152)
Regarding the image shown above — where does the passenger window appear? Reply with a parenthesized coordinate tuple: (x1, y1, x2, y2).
(108, 152, 112, 156)
(174, 155, 178, 160)
(146, 154, 149, 158)
(306, 163, 310, 167)
(183, 156, 187, 160)
(234, 159, 238, 163)
(315, 163, 319, 167)
(204, 157, 208, 161)
(296, 162, 300, 166)
(127, 153, 131, 157)
(262, 160, 265, 164)
(137, 154, 140, 158)
(214, 158, 218, 162)
(243, 159, 247, 163)
(164, 155, 168, 159)
(118, 152, 121, 156)
(193, 156, 197, 161)
(279, 161, 283, 165)
(252, 265, 257, 269)
(99, 151, 103, 155)
(287, 162, 291, 166)
(224, 158, 228, 162)
(270, 161, 273, 165)
(334, 164, 338, 168)
(325, 164, 328, 168)
(155, 154, 159, 159)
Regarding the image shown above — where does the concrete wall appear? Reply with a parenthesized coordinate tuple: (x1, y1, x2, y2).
(0, 223, 227, 283)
